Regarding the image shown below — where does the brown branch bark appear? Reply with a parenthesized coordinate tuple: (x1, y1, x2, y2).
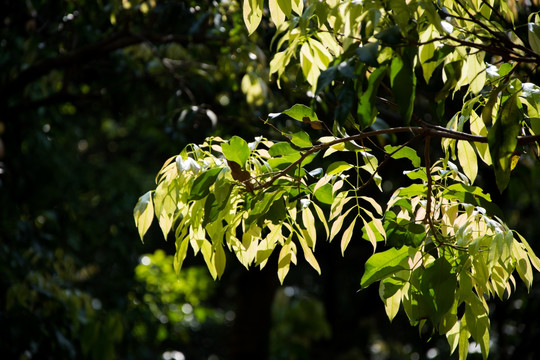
(251, 124, 540, 191)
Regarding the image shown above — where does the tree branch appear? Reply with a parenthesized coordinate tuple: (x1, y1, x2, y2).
(250, 123, 540, 191)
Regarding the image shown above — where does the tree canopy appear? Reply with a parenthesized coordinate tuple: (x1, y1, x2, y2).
(134, 1, 540, 359)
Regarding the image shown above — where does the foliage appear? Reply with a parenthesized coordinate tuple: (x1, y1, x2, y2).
(136, 0, 540, 359)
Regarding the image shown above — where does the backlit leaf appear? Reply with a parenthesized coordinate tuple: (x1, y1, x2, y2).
(134, 191, 154, 241)
(457, 140, 478, 183)
(222, 136, 251, 168)
(361, 246, 410, 288)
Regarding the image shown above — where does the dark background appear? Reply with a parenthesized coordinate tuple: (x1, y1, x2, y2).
(1, 1, 539, 359)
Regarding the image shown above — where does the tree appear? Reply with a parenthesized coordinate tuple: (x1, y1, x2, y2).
(135, 1, 540, 359)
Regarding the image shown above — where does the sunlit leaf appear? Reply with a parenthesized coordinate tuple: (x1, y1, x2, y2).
(361, 246, 410, 288)
(457, 140, 478, 183)
(340, 216, 357, 255)
(134, 191, 154, 241)
(243, 0, 263, 35)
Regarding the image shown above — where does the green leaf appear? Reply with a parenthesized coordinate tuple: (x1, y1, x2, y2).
(487, 90, 522, 192)
(327, 161, 353, 175)
(290, 131, 312, 147)
(282, 104, 319, 123)
(222, 136, 250, 168)
(355, 41, 380, 67)
(397, 184, 427, 198)
(528, 23, 540, 54)
(374, 25, 403, 45)
(390, 51, 416, 124)
(153, 179, 178, 239)
(269, 142, 299, 156)
(189, 167, 223, 201)
(173, 236, 190, 274)
(419, 257, 457, 323)
(384, 145, 421, 167)
(465, 294, 490, 359)
(361, 246, 410, 288)
(314, 183, 333, 205)
(134, 191, 154, 241)
(358, 65, 387, 129)
(246, 191, 286, 225)
(316, 65, 338, 95)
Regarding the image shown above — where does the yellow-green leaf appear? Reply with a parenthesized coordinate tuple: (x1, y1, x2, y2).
(134, 191, 154, 241)
(340, 216, 357, 255)
(243, 0, 263, 35)
(457, 140, 478, 183)
(269, 0, 286, 27)
(298, 233, 321, 274)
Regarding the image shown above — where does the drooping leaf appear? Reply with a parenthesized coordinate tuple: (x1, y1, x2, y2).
(357, 65, 387, 129)
(419, 257, 457, 323)
(528, 22, 540, 54)
(134, 191, 154, 241)
(487, 90, 522, 192)
(361, 246, 410, 288)
(390, 50, 416, 124)
(243, 0, 263, 35)
(457, 140, 478, 183)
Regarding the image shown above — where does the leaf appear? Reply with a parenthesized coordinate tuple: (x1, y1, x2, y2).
(327, 161, 353, 175)
(516, 232, 540, 271)
(362, 217, 378, 251)
(298, 232, 321, 274)
(269, 0, 285, 27)
(487, 90, 521, 192)
(134, 191, 154, 241)
(384, 145, 421, 167)
(355, 41, 380, 67)
(528, 22, 540, 54)
(173, 236, 190, 274)
(419, 257, 457, 323)
(316, 65, 338, 95)
(357, 65, 387, 129)
(341, 217, 357, 255)
(314, 183, 333, 205)
(214, 242, 226, 279)
(243, 0, 263, 35)
(312, 202, 330, 239)
(282, 104, 319, 123)
(302, 206, 317, 248)
(189, 167, 223, 201)
(361, 246, 410, 288)
(153, 179, 178, 238)
(465, 294, 490, 359)
(390, 50, 416, 124)
(382, 286, 402, 322)
(469, 110, 492, 165)
(457, 140, 478, 183)
(277, 240, 295, 284)
(222, 136, 251, 168)
(290, 131, 312, 147)
(269, 142, 299, 157)
(330, 207, 355, 241)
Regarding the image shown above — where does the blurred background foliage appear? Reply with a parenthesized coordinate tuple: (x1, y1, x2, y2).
(1, 0, 539, 359)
